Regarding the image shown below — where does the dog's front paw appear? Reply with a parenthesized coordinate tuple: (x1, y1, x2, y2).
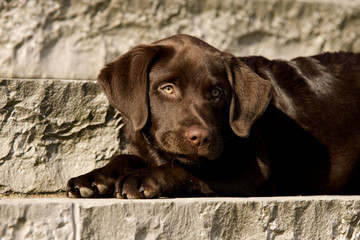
(66, 169, 115, 198)
(66, 155, 147, 198)
(115, 169, 164, 199)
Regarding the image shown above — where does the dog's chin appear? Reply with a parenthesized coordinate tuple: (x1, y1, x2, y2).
(174, 149, 222, 165)
(157, 138, 224, 165)
(175, 155, 208, 165)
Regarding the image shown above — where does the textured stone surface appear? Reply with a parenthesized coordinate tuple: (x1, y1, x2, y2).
(1, 196, 360, 239)
(0, 78, 123, 194)
(0, 199, 74, 240)
(1, 0, 360, 79)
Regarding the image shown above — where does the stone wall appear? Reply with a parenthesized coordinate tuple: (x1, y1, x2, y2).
(1, 0, 360, 80)
(0, 78, 122, 194)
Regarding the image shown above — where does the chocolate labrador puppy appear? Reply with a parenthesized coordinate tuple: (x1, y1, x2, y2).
(67, 34, 360, 199)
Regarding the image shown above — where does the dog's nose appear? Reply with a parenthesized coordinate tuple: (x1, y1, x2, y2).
(186, 127, 213, 148)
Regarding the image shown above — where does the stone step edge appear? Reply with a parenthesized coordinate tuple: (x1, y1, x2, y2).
(1, 195, 360, 202)
(2, 196, 360, 239)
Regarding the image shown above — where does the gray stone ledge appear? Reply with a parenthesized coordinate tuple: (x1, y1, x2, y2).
(0, 78, 123, 194)
(1, 196, 360, 239)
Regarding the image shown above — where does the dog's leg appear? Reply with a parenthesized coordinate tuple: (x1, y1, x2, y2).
(66, 155, 147, 198)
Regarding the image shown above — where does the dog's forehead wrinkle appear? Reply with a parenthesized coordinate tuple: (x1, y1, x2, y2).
(149, 68, 176, 83)
(150, 52, 226, 91)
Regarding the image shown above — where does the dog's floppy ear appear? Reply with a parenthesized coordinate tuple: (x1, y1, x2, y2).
(98, 44, 161, 131)
(222, 53, 272, 138)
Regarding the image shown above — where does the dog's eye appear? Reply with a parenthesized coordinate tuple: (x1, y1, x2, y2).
(161, 85, 175, 95)
(211, 87, 223, 99)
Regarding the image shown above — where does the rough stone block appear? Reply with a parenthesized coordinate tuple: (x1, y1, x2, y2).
(77, 197, 360, 239)
(1, 196, 360, 239)
(0, 199, 74, 240)
(1, 0, 359, 79)
(0, 78, 123, 194)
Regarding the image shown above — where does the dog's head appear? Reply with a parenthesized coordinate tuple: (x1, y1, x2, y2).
(98, 34, 271, 164)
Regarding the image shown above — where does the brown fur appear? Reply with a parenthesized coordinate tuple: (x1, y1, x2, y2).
(67, 34, 360, 198)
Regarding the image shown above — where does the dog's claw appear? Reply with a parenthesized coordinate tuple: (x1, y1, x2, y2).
(79, 187, 95, 198)
(95, 184, 110, 195)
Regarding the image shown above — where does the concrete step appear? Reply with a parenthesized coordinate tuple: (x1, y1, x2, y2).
(1, 196, 360, 239)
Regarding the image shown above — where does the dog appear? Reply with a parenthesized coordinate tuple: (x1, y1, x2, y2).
(66, 34, 360, 199)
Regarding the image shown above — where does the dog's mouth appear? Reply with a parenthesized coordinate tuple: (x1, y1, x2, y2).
(153, 130, 224, 164)
(172, 145, 223, 165)
(174, 154, 209, 165)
